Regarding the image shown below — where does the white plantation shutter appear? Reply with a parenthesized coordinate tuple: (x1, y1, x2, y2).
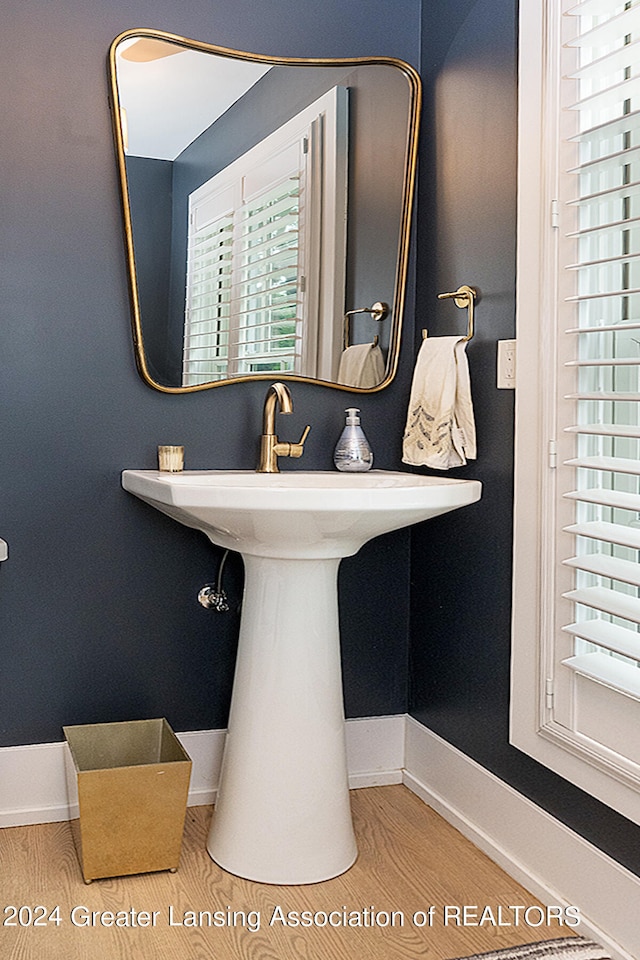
(230, 168, 303, 376)
(556, 0, 640, 727)
(512, 0, 640, 820)
(183, 147, 304, 385)
(183, 201, 234, 386)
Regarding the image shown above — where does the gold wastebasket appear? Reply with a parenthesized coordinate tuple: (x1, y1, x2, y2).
(63, 718, 192, 882)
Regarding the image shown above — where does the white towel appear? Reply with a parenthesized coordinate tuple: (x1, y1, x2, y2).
(337, 343, 385, 388)
(402, 335, 476, 470)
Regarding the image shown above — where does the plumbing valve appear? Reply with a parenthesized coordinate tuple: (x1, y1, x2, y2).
(198, 584, 229, 612)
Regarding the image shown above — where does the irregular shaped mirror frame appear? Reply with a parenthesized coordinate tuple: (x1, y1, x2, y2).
(108, 28, 422, 393)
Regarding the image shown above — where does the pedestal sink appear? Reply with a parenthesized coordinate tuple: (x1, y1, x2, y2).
(122, 468, 481, 884)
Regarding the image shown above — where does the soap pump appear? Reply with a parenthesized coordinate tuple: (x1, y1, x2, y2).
(333, 408, 373, 472)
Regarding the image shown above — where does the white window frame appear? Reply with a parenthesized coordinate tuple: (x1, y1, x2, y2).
(183, 87, 348, 386)
(511, 0, 640, 825)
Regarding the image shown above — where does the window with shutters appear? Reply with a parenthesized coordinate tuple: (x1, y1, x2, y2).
(512, 0, 640, 824)
(182, 87, 348, 386)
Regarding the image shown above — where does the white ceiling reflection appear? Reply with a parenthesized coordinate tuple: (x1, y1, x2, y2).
(116, 45, 270, 161)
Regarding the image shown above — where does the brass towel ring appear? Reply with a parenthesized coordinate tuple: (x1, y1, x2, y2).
(344, 301, 389, 348)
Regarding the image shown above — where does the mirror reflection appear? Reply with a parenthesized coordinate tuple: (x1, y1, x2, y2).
(109, 30, 420, 392)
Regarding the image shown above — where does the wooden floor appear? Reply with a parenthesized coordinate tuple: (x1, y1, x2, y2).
(0, 785, 573, 960)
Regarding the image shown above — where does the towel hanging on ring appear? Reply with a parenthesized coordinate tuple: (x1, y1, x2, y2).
(402, 335, 476, 470)
(337, 342, 385, 388)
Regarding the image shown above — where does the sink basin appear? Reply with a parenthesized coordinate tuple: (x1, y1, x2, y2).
(122, 468, 481, 884)
(121, 469, 481, 558)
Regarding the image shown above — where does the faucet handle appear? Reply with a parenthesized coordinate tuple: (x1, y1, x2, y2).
(288, 425, 311, 459)
(275, 424, 311, 461)
(298, 425, 311, 445)
(278, 424, 311, 458)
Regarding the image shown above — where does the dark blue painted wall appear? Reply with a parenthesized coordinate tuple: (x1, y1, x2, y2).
(411, 0, 640, 878)
(0, 0, 419, 746)
(126, 156, 175, 381)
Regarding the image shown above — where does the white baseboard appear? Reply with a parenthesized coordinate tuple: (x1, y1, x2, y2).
(0, 740, 73, 828)
(1, 714, 637, 960)
(403, 716, 639, 960)
(0, 714, 404, 828)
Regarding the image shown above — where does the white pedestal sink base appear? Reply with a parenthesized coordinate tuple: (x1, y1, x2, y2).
(121, 469, 482, 884)
(206, 554, 357, 884)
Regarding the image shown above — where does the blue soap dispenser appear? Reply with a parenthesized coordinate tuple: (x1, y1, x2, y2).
(333, 408, 373, 472)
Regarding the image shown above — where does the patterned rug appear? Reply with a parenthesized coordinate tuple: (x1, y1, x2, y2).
(453, 938, 611, 960)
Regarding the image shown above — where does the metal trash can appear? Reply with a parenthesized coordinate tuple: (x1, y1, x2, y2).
(63, 718, 192, 882)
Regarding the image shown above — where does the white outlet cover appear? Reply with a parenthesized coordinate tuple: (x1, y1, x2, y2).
(497, 339, 516, 389)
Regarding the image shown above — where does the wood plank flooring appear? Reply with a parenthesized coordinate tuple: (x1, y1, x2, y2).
(0, 785, 574, 960)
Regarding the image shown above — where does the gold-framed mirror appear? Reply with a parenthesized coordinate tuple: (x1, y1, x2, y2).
(108, 29, 421, 393)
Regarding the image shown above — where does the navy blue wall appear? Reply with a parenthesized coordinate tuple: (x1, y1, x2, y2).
(0, 0, 420, 746)
(126, 156, 175, 381)
(411, 0, 640, 878)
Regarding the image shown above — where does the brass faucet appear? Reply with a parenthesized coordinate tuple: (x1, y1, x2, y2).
(258, 382, 311, 473)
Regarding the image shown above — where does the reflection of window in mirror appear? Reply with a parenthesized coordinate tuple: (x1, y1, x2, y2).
(183, 88, 348, 387)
